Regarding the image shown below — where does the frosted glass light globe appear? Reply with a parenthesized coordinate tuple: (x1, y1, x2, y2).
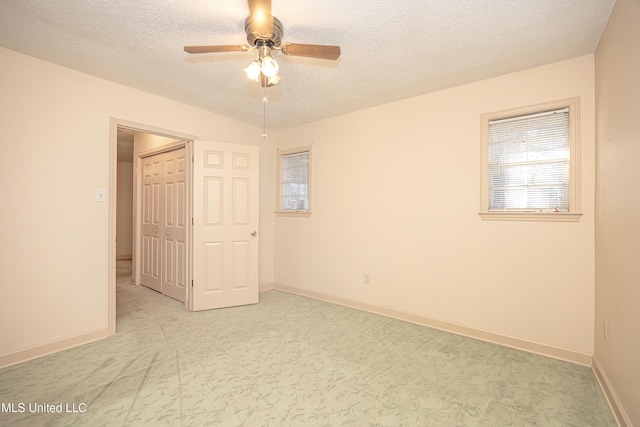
(260, 56, 279, 78)
(244, 61, 261, 81)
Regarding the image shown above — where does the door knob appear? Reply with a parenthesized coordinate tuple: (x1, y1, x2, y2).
(251, 230, 257, 237)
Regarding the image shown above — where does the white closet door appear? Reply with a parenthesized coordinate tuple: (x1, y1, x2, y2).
(140, 153, 162, 292)
(161, 148, 187, 302)
(191, 141, 259, 311)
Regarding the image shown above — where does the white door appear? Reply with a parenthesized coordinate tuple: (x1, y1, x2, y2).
(161, 148, 187, 302)
(141, 153, 162, 292)
(191, 141, 259, 311)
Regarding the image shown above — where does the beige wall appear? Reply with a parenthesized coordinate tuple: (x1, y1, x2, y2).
(274, 55, 596, 358)
(3, 33, 630, 421)
(0, 47, 274, 360)
(133, 132, 183, 154)
(116, 160, 133, 259)
(595, 0, 640, 424)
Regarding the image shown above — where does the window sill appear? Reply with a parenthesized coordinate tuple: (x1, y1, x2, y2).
(276, 211, 312, 218)
(479, 212, 582, 222)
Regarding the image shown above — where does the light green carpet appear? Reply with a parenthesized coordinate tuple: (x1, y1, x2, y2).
(0, 261, 615, 426)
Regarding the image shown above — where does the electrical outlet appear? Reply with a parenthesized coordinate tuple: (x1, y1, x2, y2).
(363, 273, 371, 284)
(603, 319, 609, 341)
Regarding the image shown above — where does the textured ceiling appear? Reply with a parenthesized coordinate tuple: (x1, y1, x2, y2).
(0, 0, 615, 130)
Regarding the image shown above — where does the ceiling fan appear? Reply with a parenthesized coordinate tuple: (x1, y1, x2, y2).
(184, 0, 341, 87)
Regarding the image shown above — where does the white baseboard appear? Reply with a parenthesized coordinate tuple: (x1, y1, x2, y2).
(272, 283, 593, 367)
(592, 357, 632, 427)
(0, 327, 111, 369)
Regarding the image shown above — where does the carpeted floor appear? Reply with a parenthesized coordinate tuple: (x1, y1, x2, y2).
(0, 260, 616, 426)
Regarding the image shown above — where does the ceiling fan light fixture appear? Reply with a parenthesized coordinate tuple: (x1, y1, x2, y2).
(267, 73, 282, 85)
(184, 1, 342, 89)
(244, 60, 261, 81)
(260, 55, 279, 78)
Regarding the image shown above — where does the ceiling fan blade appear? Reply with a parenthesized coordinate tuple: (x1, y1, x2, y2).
(247, 0, 273, 38)
(184, 45, 249, 54)
(282, 43, 341, 60)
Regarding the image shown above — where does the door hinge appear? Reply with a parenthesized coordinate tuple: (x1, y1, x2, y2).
(192, 217, 194, 225)
(191, 279, 194, 288)
(192, 154, 194, 163)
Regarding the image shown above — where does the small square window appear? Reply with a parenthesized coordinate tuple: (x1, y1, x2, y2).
(277, 146, 311, 214)
(480, 98, 582, 222)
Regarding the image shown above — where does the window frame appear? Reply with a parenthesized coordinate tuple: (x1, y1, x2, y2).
(276, 145, 312, 216)
(479, 97, 582, 222)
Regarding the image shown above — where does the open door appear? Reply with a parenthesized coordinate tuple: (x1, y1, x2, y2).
(191, 141, 259, 311)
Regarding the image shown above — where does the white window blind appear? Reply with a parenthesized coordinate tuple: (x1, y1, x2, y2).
(488, 107, 570, 212)
(279, 150, 309, 211)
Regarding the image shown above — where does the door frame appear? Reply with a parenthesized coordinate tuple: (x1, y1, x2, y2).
(108, 118, 197, 334)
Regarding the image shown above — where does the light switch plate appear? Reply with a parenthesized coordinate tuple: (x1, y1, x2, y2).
(95, 188, 107, 202)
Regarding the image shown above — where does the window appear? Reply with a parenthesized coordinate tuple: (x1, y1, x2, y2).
(480, 97, 581, 221)
(277, 146, 311, 214)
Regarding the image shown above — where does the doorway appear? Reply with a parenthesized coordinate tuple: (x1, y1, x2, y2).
(109, 120, 261, 335)
(110, 119, 197, 334)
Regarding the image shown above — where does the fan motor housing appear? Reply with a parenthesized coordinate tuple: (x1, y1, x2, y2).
(245, 15, 283, 47)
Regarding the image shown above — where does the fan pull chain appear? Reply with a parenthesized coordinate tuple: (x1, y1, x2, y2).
(261, 94, 268, 139)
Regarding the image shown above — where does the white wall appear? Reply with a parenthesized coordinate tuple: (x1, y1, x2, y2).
(0, 47, 274, 362)
(594, 0, 640, 423)
(274, 55, 596, 358)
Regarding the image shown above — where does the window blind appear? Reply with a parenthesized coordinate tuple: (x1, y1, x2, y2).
(488, 108, 570, 211)
(280, 151, 309, 211)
